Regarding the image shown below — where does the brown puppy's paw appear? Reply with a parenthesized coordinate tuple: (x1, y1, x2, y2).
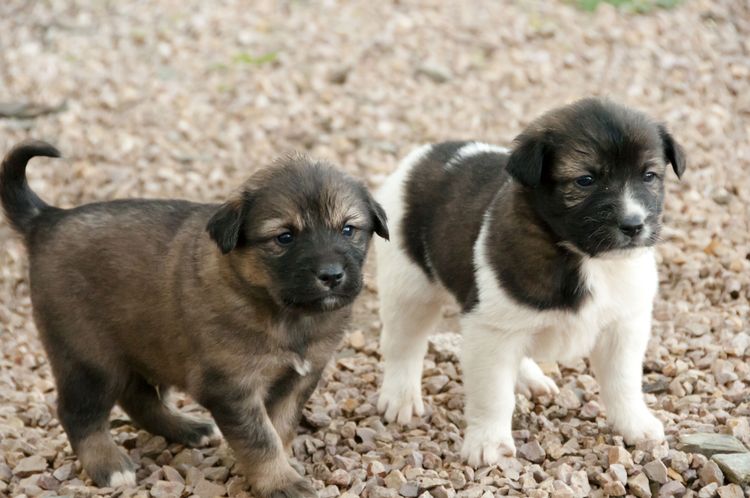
(86, 453, 137, 488)
(179, 420, 222, 448)
(261, 479, 318, 498)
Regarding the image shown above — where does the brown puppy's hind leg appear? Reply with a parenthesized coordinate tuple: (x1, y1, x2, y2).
(119, 373, 220, 447)
(55, 360, 135, 488)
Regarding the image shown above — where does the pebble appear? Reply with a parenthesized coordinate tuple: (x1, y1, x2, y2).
(13, 456, 48, 477)
(518, 441, 546, 464)
(627, 472, 651, 498)
(677, 433, 749, 457)
(150, 480, 185, 498)
(643, 460, 669, 484)
(712, 453, 750, 485)
(699, 460, 724, 485)
(192, 478, 226, 498)
(716, 484, 745, 498)
(657, 480, 686, 496)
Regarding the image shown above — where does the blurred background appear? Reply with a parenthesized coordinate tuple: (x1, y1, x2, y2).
(1, 1, 749, 497)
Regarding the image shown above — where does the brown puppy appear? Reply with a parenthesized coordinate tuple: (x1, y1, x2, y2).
(0, 141, 388, 498)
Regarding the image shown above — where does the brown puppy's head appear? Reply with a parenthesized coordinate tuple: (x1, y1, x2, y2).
(206, 155, 388, 312)
(506, 98, 686, 256)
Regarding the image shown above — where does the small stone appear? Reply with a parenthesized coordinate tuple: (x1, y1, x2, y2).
(658, 480, 686, 496)
(602, 480, 626, 496)
(369, 461, 387, 476)
(422, 452, 441, 469)
(37, 474, 60, 491)
(416, 63, 452, 83)
(448, 468, 466, 489)
(716, 484, 744, 498)
(678, 433, 749, 457)
(557, 387, 581, 409)
(304, 410, 332, 429)
(319, 485, 340, 498)
(13, 456, 48, 477)
(150, 480, 185, 498)
(431, 486, 454, 498)
(580, 401, 600, 419)
(712, 453, 750, 485)
(329, 468, 351, 487)
(348, 330, 365, 348)
(698, 483, 719, 498)
(399, 481, 420, 497)
(385, 470, 407, 489)
(644, 459, 668, 484)
(141, 436, 168, 456)
(185, 467, 204, 486)
(570, 470, 591, 496)
(52, 462, 75, 481)
(518, 441, 546, 464)
(628, 472, 651, 498)
(669, 451, 690, 473)
(356, 427, 377, 444)
(699, 460, 724, 485)
(193, 478, 226, 497)
(424, 375, 450, 394)
(417, 477, 449, 489)
(162, 465, 184, 484)
(609, 464, 627, 484)
(203, 466, 229, 482)
(609, 446, 634, 468)
(370, 486, 399, 498)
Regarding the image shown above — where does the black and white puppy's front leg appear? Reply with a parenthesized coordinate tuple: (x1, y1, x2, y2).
(199, 369, 316, 498)
(590, 312, 664, 443)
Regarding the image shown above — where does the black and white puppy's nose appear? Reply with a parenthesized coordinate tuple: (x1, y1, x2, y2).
(619, 214, 645, 237)
(317, 263, 345, 289)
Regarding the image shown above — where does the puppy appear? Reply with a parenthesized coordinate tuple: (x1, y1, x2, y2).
(0, 141, 388, 497)
(375, 98, 685, 466)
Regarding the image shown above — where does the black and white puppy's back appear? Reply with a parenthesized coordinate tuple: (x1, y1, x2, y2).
(375, 98, 685, 467)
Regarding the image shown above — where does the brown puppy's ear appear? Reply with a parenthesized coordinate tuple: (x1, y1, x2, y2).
(206, 197, 248, 254)
(369, 197, 389, 240)
(506, 130, 550, 187)
(658, 124, 686, 178)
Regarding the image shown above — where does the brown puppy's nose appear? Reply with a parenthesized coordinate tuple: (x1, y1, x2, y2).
(317, 263, 345, 289)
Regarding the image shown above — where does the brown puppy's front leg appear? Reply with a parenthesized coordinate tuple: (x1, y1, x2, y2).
(265, 366, 325, 448)
(199, 369, 317, 498)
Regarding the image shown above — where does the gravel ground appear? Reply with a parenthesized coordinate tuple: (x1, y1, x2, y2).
(1, 1, 749, 497)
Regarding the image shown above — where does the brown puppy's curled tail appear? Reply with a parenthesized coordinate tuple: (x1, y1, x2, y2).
(0, 140, 60, 235)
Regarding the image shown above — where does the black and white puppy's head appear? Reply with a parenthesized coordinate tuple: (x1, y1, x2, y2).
(506, 98, 686, 256)
(207, 155, 389, 312)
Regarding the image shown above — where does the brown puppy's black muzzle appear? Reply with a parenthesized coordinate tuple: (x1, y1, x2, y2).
(317, 262, 346, 290)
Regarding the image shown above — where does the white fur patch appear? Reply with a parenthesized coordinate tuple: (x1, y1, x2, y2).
(198, 423, 223, 446)
(446, 142, 510, 169)
(108, 470, 136, 488)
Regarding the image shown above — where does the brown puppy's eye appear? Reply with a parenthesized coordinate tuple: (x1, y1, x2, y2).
(342, 225, 356, 237)
(276, 232, 294, 245)
(643, 171, 657, 183)
(575, 175, 595, 187)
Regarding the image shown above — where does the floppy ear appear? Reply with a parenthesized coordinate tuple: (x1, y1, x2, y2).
(658, 124, 686, 178)
(506, 130, 549, 187)
(206, 197, 248, 254)
(369, 197, 389, 240)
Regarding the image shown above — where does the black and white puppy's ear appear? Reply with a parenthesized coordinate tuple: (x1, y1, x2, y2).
(206, 195, 250, 254)
(658, 124, 686, 178)
(506, 129, 550, 187)
(369, 197, 390, 241)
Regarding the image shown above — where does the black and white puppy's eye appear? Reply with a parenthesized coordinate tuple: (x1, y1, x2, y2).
(642, 171, 657, 183)
(575, 175, 595, 187)
(342, 225, 356, 237)
(276, 231, 294, 246)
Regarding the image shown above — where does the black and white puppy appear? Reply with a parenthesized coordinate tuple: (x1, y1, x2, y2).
(374, 98, 685, 466)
